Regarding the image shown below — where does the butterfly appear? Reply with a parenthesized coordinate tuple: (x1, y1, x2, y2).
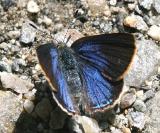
(36, 33, 136, 115)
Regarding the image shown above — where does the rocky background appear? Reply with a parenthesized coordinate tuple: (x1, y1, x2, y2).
(0, 0, 160, 133)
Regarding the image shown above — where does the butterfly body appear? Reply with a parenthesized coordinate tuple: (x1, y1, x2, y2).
(57, 46, 85, 113)
(36, 33, 136, 115)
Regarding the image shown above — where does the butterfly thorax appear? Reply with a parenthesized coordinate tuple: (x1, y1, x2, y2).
(58, 46, 84, 112)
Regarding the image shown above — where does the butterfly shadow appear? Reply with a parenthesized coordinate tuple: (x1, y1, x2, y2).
(12, 81, 71, 133)
(12, 80, 118, 133)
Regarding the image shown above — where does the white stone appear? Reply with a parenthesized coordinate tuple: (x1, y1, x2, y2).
(27, 0, 40, 13)
(110, 0, 117, 6)
(43, 16, 52, 26)
(23, 99, 34, 113)
(148, 25, 160, 41)
(124, 15, 148, 31)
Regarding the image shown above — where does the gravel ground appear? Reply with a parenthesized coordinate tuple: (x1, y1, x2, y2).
(0, 0, 160, 133)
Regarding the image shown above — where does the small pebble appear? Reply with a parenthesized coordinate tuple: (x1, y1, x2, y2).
(123, 15, 148, 31)
(129, 111, 145, 130)
(133, 99, 146, 112)
(128, 3, 136, 11)
(54, 23, 64, 31)
(68, 115, 100, 133)
(121, 127, 131, 133)
(145, 80, 152, 86)
(43, 16, 52, 26)
(110, 127, 122, 133)
(20, 21, 37, 44)
(148, 25, 160, 41)
(110, 0, 117, 6)
(7, 30, 20, 39)
(27, 0, 40, 13)
(0, 42, 11, 51)
(143, 90, 155, 101)
(136, 90, 144, 100)
(24, 89, 36, 101)
(1, 0, 15, 10)
(120, 92, 136, 109)
(138, 0, 153, 10)
(0, 61, 12, 72)
(0, 72, 33, 93)
(23, 99, 34, 113)
(112, 114, 128, 128)
(153, 0, 160, 13)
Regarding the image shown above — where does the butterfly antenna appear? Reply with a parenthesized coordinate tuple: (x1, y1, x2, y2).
(27, 20, 59, 44)
(62, 18, 76, 44)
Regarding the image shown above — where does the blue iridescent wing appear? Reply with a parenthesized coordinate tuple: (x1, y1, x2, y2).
(78, 62, 123, 113)
(36, 44, 75, 114)
(71, 33, 136, 81)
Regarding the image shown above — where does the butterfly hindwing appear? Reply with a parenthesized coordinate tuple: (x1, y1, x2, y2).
(71, 33, 136, 81)
(79, 62, 123, 113)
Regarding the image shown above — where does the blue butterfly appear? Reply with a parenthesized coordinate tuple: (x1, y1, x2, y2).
(36, 33, 136, 115)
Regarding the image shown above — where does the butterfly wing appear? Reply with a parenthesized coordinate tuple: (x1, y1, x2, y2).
(79, 62, 123, 113)
(71, 33, 136, 81)
(36, 44, 76, 114)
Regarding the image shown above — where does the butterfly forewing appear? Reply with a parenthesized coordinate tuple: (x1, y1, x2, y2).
(71, 33, 136, 81)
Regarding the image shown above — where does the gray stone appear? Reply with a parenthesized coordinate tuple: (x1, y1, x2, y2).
(102, 23, 113, 33)
(112, 114, 128, 128)
(0, 61, 12, 72)
(153, 0, 160, 14)
(35, 98, 52, 121)
(68, 115, 101, 133)
(143, 90, 155, 101)
(49, 107, 67, 130)
(0, 90, 23, 133)
(135, 5, 143, 15)
(138, 0, 153, 10)
(142, 91, 160, 133)
(128, 111, 145, 130)
(12, 58, 26, 72)
(23, 99, 35, 113)
(133, 99, 146, 112)
(92, 20, 100, 27)
(0, 72, 34, 93)
(20, 21, 37, 44)
(1, 0, 15, 10)
(120, 92, 136, 109)
(125, 39, 160, 87)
